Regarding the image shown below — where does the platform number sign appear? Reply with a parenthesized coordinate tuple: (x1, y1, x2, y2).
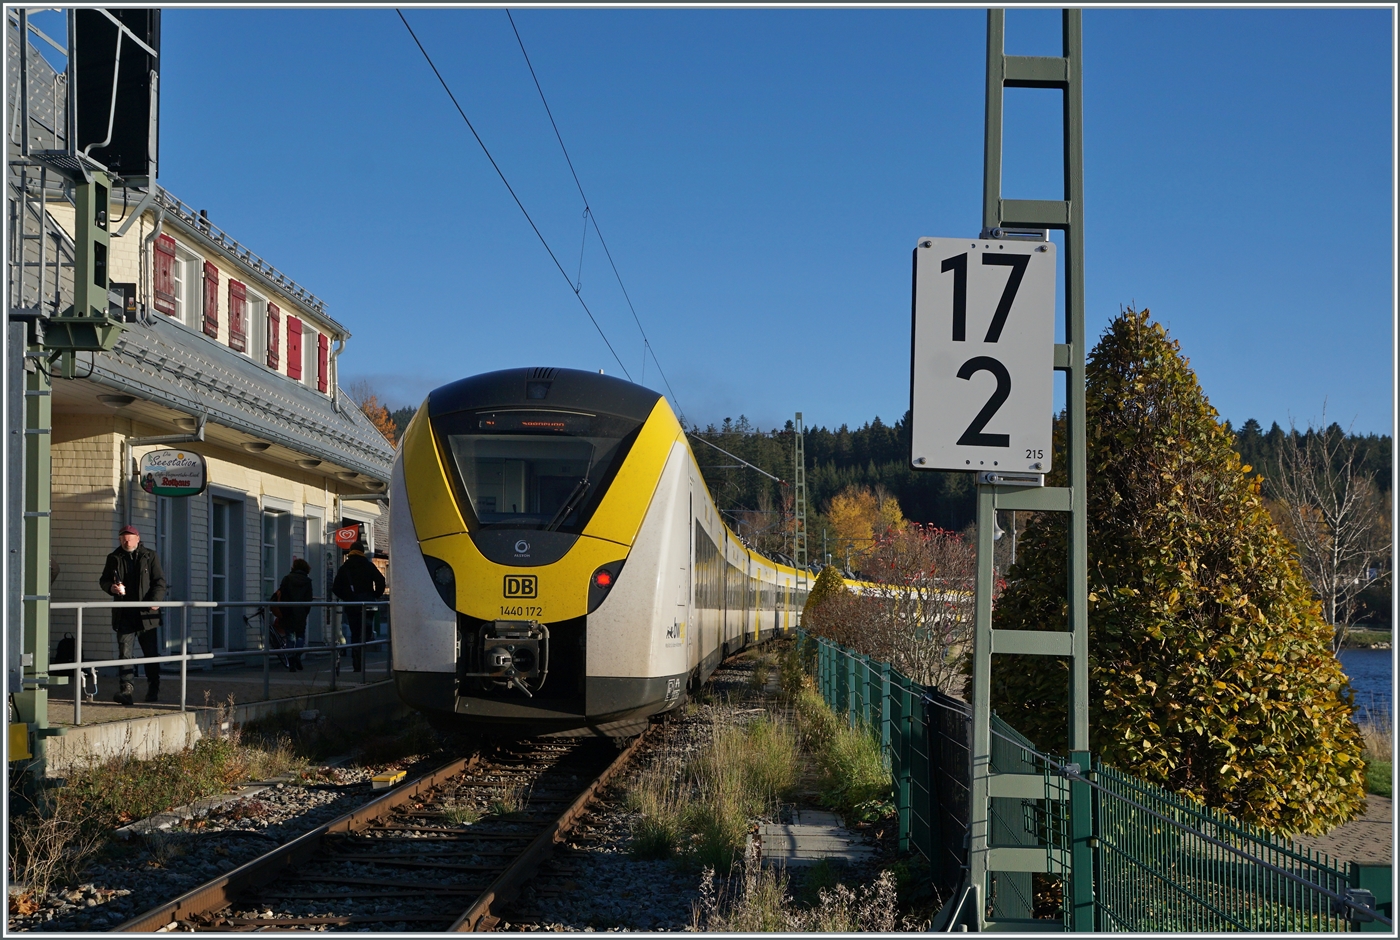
(910, 236, 1056, 474)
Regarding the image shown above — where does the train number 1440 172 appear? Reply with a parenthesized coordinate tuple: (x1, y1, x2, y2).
(500, 605, 543, 618)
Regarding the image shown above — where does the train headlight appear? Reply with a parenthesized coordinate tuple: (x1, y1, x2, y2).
(587, 561, 625, 614)
(422, 555, 456, 609)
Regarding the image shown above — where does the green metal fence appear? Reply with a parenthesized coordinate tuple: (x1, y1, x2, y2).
(802, 630, 966, 898)
(1092, 761, 1384, 932)
(799, 629, 1392, 932)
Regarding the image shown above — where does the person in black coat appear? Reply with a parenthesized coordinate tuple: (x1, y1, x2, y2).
(332, 541, 385, 672)
(277, 558, 315, 671)
(98, 524, 167, 705)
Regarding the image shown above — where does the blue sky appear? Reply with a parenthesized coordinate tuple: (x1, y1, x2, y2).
(33, 6, 1395, 435)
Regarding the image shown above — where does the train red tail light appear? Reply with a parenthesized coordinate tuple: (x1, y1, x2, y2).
(588, 561, 625, 613)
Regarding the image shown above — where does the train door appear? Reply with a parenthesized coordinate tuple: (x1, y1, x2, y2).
(685, 492, 695, 671)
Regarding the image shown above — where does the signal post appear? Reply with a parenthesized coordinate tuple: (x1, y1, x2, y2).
(910, 8, 1092, 931)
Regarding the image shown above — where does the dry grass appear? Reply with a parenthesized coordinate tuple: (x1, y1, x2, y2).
(626, 714, 801, 871)
(488, 784, 530, 817)
(1358, 710, 1392, 761)
(441, 802, 482, 826)
(8, 795, 104, 903)
(692, 855, 910, 931)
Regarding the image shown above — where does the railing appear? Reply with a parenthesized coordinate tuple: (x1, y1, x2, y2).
(798, 629, 1392, 932)
(48, 600, 391, 726)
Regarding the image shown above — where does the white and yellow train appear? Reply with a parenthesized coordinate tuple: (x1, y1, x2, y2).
(390, 367, 814, 737)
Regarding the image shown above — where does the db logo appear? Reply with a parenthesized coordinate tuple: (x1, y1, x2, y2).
(503, 575, 538, 598)
(334, 525, 360, 549)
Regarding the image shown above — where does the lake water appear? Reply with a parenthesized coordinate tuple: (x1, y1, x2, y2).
(1338, 648, 1393, 724)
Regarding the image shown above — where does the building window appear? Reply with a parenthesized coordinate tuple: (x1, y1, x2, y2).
(211, 499, 230, 651)
(245, 287, 268, 364)
(262, 510, 292, 598)
(302, 323, 319, 388)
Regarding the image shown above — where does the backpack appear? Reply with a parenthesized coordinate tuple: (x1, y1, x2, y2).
(54, 633, 76, 666)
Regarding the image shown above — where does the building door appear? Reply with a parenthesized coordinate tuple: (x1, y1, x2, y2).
(210, 499, 230, 651)
(305, 508, 325, 644)
(156, 495, 190, 653)
(210, 496, 245, 651)
(261, 510, 292, 648)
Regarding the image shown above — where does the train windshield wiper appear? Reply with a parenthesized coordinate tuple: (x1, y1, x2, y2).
(545, 478, 590, 531)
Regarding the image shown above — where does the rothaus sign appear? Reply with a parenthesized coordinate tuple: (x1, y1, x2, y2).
(138, 449, 207, 497)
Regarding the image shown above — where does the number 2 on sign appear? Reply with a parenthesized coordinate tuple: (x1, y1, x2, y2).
(942, 251, 1032, 448)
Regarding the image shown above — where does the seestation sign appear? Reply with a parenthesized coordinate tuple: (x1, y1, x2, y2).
(138, 449, 208, 497)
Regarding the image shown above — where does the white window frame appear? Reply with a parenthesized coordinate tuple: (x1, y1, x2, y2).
(245, 285, 268, 365)
(302, 322, 319, 389)
(172, 245, 203, 327)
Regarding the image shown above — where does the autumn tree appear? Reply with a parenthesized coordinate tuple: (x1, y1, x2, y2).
(826, 485, 906, 571)
(802, 526, 975, 693)
(348, 380, 398, 444)
(989, 309, 1365, 835)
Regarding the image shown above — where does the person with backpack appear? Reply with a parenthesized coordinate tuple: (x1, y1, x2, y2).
(332, 540, 384, 673)
(276, 558, 315, 671)
(98, 524, 167, 705)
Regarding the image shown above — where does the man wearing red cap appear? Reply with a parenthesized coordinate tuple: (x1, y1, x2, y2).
(99, 525, 167, 706)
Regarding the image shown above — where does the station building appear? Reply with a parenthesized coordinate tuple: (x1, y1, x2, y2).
(8, 22, 395, 667)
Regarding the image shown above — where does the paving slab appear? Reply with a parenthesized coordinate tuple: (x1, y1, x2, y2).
(758, 809, 878, 867)
(1290, 795, 1393, 867)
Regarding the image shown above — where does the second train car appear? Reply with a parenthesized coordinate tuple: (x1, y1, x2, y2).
(390, 367, 814, 737)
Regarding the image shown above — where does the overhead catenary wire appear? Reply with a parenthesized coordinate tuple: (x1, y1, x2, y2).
(505, 9, 687, 425)
(396, 9, 631, 381)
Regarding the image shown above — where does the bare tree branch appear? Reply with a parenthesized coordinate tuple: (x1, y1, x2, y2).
(1271, 412, 1391, 652)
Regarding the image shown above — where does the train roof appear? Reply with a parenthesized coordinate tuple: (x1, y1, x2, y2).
(428, 367, 664, 421)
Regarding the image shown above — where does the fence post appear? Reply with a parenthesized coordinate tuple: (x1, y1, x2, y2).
(879, 661, 891, 753)
(896, 677, 913, 852)
(74, 606, 83, 726)
(1069, 748, 1095, 930)
(179, 605, 188, 714)
(846, 647, 857, 727)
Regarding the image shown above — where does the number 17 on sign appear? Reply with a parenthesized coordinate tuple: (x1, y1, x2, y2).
(909, 236, 1056, 474)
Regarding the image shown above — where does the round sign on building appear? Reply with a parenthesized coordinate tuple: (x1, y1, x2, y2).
(138, 449, 208, 497)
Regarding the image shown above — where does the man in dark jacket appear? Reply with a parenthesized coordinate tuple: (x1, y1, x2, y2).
(332, 540, 385, 672)
(277, 558, 315, 671)
(99, 524, 167, 705)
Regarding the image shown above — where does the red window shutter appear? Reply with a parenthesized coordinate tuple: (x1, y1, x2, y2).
(153, 234, 177, 316)
(317, 333, 329, 393)
(266, 303, 280, 369)
(228, 280, 247, 352)
(286, 317, 303, 380)
(202, 262, 220, 338)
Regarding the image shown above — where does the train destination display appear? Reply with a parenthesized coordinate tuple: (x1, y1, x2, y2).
(909, 235, 1056, 474)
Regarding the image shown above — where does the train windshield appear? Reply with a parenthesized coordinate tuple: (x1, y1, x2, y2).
(436, 410, 645, 532)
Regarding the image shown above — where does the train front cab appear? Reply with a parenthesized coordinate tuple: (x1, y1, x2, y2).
(390, 369, 696, 735)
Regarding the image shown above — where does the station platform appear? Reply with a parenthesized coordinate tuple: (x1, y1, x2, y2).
(36, 646, 403, 775)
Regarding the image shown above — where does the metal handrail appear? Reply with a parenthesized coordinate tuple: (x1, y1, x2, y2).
(48, 600, 391, 726)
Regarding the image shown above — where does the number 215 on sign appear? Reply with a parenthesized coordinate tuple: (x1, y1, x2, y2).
(909, 236, 1056, 474)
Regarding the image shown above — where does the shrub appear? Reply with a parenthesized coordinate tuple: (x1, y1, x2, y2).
(988, 309, 1366, 835)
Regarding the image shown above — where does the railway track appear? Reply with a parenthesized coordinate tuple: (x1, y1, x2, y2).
(115, 732, 649, 933)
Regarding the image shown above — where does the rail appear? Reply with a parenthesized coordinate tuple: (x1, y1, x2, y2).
(47, 600, 391, 726)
